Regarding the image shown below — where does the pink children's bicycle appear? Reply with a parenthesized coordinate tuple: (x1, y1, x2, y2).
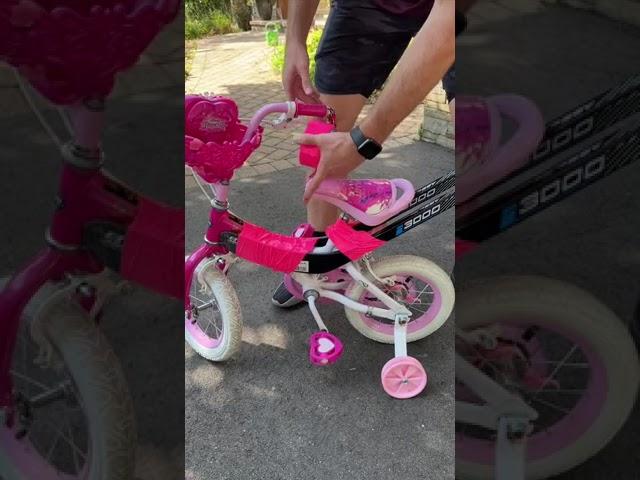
(0, 1, 181, 478)
(184, 95, 455, 399)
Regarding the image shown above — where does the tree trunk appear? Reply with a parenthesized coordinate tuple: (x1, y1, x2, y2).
(255, 0, 274, 20)
(230, 0, 252, 30)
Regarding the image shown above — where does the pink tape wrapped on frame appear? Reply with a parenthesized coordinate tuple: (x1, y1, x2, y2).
(0, 0, 180, 105)
(326, 220, 386, 261)
(121, 198, 184, 298)
(236, 223, 318, 273)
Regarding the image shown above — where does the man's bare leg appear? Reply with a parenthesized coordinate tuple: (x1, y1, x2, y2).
(271, 94, 366, 307)
(307, 93, 367, 231)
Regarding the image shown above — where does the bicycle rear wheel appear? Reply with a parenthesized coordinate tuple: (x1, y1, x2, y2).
(344, 255, 455, 344)
(456, 276, 639, 480)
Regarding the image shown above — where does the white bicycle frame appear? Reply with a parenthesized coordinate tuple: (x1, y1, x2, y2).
(455, 334, 539, 480)
(291, 256, 413, 358)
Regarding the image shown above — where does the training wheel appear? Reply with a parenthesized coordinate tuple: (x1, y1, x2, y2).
(309, 332, 343, 366)
(381, 356, 427, 399)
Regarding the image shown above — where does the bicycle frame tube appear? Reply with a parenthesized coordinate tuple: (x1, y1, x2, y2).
(48, 164, 138, 246)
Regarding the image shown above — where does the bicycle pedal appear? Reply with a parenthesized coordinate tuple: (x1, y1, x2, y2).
(309, 332, 343, 366)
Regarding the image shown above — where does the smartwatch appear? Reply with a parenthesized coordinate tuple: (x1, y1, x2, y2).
(350, 125, 382, 160)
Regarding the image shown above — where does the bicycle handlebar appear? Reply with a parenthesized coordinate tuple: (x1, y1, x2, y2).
(294, 101, 328, 118)
(242, 101, 331, 144)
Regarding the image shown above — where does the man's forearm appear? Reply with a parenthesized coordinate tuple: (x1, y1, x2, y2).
(286, 0, 321, 46)
(360, 0, 455, 143)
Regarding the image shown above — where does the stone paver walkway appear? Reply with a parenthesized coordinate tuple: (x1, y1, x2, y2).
(186, 30, 424, 180)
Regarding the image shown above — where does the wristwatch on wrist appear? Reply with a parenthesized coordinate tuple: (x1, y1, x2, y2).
(350, 125, 382, 160)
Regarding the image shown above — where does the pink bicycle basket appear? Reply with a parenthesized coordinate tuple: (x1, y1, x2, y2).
(0, 0, 180, 104)
(185, 95, 263, 183)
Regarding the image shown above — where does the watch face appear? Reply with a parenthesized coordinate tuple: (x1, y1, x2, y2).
(360, 138, 382, 159)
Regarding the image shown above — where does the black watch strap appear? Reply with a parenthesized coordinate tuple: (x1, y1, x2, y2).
(350, 126, 382, 160)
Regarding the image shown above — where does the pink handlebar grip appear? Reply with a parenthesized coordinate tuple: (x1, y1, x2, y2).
(299, 121, 335, 168)
(295, 101, 329, 118)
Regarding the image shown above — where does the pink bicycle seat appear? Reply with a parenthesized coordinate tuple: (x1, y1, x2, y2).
(0, 0, 180, 105)
(309, 178, 415, 226)
(185, 95, 262, 182)
(456, 94, 544, 204)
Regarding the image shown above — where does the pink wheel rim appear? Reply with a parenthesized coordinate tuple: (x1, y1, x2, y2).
(0, 427, 88, 479)
(381, 356, 427, 399)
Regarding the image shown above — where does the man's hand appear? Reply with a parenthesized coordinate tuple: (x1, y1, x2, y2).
(283, 43, 320, 103)
(296, 132, 364, 203)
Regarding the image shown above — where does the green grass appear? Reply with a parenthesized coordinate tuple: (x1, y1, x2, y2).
(270, 28, 324, 82)
(185, 9, 236, 39)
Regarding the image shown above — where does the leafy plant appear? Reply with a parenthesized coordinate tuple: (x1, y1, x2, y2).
(185, 0, 239, 39)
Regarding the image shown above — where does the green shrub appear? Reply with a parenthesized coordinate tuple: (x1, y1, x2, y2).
(186, 0, 231, 18)
(185, 0, 237, 39)
(185, 9, 235, 39)
(271, 28, 324, 83)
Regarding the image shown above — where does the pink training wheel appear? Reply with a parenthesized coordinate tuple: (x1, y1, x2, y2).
(381, 356, 428, 399)
(309, 332, 343, 366)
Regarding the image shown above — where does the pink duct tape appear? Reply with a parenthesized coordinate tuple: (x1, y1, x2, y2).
(121, 198, 184, 299)
(236, 222, 318, 273)
(326, 220, 385, 261)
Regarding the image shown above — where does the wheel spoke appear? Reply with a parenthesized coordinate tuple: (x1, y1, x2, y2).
(533, 345, 578, 396)
(43, 419, 87, 462)
(10, 371, 51, 392)
(528, 396, 572, 415)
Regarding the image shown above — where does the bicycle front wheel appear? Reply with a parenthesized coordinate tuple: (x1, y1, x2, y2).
(185, 259, 242, 361)
(0, 292, 135, 479)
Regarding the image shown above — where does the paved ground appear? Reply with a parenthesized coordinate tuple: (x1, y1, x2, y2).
(458, 1, 640, 479)
(0, 14, 185, 480)
(185, 30, 425, 179)
(185, 141, 455, 480)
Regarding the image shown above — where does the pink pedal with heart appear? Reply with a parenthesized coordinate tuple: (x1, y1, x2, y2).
(309, 332, 343, 366)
